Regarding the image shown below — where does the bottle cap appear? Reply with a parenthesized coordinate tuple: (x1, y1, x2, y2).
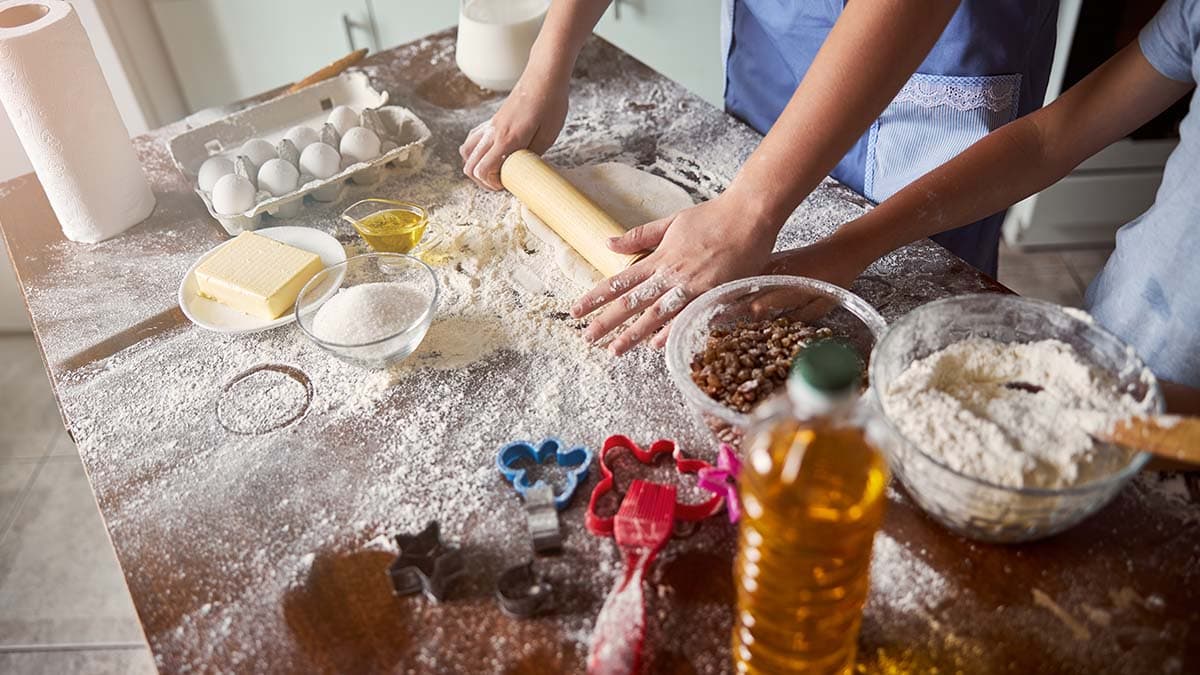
(789, 338, 862, 396)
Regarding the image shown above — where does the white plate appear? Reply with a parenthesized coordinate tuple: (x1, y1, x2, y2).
(179, 226, 346, 334)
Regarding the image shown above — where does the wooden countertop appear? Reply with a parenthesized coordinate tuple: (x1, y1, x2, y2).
(1, 30, 1196, 674)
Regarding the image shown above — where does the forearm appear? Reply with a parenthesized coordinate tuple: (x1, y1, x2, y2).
(828, 42, 1192, 265)
(726, 0, 961, 231)
(828, 114, 1054, 264)
(525, 0, 611, 85)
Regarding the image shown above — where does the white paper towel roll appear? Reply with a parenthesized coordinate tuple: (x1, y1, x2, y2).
(0, 1, 154, 243)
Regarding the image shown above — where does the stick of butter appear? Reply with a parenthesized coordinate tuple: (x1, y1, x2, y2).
(195, 232, 324, 319)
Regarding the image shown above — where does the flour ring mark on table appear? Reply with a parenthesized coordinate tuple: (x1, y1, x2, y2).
(216, 364, 313, 435)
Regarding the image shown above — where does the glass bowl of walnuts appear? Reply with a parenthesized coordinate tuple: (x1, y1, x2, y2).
(665, 276, 886, 446)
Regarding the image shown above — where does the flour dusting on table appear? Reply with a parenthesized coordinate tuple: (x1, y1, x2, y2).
(7, 33, 1193, 675)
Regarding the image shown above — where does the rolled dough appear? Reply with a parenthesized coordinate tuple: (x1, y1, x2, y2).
(518, 162, 695, 287)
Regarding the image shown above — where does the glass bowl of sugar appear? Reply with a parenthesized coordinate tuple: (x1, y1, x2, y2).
(869, 294, 1163, 543)
(295, 253, 439, 369)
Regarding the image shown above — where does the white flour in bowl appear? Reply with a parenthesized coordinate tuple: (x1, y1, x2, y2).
(882, 337, 1151, 489)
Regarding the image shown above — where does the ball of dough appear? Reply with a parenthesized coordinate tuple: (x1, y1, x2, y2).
(299, 142, 341, 179)
(240, 138, 277, 167)
(326, 105, 359, 136)
(339, 126, 381, 163)
(284, 125, 320, 151)
(197, 156, 234, 192)
(211, 173, 257, 214)
(257, 158, 300, 196)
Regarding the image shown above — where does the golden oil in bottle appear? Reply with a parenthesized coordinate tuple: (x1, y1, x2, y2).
(353, 208, 428, 254)
(733, 339, 888, 675)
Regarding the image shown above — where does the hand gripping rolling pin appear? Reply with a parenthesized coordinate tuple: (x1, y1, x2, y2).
(500, 150, 642, 278)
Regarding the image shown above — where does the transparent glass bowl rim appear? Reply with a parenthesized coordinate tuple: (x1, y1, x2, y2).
(295, 252, 440, 349)
(665, 275, 889, 428)
(868, 293, 1162, 498)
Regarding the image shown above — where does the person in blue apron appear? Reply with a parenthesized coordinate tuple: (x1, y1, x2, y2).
(726, 1, 1059, 277)
(461, 1, 1059, 356)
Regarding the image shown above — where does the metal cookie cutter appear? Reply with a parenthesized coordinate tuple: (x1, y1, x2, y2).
(495, 560, 555, 618)
(523, 484, 563, 554)
(387, 521, 465, 603)
(497, 438, 594, 554)
(585, 434, 724, 537)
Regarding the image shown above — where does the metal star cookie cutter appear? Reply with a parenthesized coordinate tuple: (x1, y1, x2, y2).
(495, 560, 555, 618)
(387, 521, 465, 603)
(585, 434, 724, 537)
(496, 437, 594, 510)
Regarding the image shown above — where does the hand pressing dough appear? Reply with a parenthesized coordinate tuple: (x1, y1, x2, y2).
(518, 162, 694, 287)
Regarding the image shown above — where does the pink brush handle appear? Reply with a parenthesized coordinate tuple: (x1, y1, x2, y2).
(588, 549, 654, 675)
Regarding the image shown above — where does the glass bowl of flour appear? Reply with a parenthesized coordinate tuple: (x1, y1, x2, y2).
(870, 294, 1162, 543)
(295, 253, 439, 369)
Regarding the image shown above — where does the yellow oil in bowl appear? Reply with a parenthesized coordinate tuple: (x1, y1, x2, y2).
(343, 199, 428, 254)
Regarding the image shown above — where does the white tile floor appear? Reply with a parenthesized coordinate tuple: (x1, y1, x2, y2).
(0, 242, 1107, 674)
(0, 338, 155, 674)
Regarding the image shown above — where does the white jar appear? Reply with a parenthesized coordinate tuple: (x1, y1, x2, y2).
(455, 0, 549, 92)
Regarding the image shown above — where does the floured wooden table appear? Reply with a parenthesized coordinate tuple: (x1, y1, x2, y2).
(1, 31, 1197, 674)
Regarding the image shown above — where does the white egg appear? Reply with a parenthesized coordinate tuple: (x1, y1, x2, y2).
(197, 156, 234, 192)
(339, 126, 381, 163)
(240, 138, 277, 166)
(299, 142, 341, 179)
(211, 173, 257, 214)
(283, 125, 320, 151)
(257, 158, 300, 196)
(326, 105, 359, 136)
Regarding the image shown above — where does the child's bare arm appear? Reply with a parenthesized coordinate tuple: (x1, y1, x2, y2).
(771, 42, 1195, 284)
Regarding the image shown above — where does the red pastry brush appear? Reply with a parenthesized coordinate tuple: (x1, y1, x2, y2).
(588, 480, 677, 675)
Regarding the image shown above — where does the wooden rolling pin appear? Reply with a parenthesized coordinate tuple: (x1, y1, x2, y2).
(1103, 415, 1200, 466)
(287, 48, 368, 94)
(500, 150, 641, 278)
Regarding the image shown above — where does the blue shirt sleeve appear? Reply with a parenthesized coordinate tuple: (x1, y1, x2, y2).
(1139, 0, 1198, 83)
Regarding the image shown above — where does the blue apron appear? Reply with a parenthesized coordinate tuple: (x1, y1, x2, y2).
(722, 0, 1060, 276)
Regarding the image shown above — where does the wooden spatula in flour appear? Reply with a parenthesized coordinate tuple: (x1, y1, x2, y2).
(1099, 415, 1200, 466)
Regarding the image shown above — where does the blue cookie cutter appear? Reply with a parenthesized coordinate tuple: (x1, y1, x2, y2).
(496, 437, 593, 511)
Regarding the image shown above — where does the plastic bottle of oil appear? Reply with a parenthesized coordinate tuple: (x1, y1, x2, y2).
(733, 339, 889, 674)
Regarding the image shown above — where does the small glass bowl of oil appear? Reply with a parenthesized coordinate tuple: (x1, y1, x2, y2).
(342, 199, 428, 254)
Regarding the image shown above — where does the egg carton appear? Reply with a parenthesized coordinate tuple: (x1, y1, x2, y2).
(167, 72, 433, 235)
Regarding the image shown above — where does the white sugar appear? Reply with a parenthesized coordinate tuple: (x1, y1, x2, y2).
(311, 282, 428, 345)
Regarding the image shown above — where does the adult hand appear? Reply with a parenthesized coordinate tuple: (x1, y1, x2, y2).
(459, 73, 569, 191)
(569, 194, 780, 356)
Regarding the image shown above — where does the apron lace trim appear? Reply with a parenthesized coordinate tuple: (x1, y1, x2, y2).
(891, 74, 1021, 114)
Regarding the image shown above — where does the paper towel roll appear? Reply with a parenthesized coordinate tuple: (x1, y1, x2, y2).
(0, 1, 154, 243)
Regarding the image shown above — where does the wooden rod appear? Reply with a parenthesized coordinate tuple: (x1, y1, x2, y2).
(288, 49, 369, 94)
(500, 150, 640, 278)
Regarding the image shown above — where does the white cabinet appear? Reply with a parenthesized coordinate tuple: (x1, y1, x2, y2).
(595, 0, 723, 106)
(371, 0, 458, 52)
(151, 0, 374, 111)
(150, 0, 723, 112)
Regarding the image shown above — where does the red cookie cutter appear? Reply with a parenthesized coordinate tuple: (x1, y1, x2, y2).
(585, 434, 724, 536)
